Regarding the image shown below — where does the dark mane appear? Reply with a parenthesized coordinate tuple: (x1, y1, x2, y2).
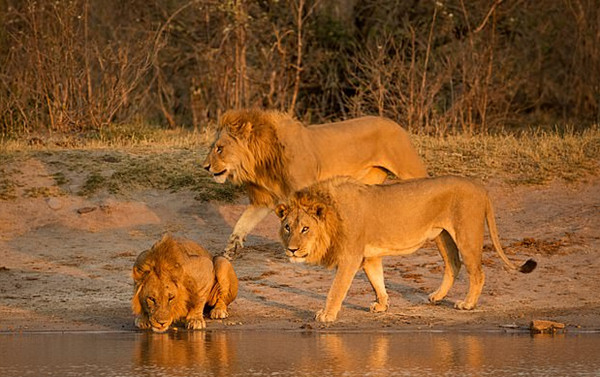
(220, 109, 293, 206)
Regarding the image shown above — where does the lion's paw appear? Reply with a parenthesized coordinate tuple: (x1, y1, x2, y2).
(315, 309, 337, 323)
(369, 301, 389, 313)
(223, 235, 244, 260)
(185, 317, 206, 330)
(135, 317, 151, 330)
(454, 300, 476, 310)
(428, 291, 444, 304)
(209, 307, 229, 319)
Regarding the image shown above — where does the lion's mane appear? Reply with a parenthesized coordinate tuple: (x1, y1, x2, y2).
(131, 235, 193, 324)
(286, 181, 349, 268)
(220, 109, 292, 205)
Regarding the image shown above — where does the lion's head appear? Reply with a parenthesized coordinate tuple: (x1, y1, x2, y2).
(202, 109, 291, 200)
(275, 186, 343, 268)
(132, 236, 190, 333)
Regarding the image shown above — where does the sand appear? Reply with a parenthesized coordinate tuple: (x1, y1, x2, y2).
(1, 157, 599, 333)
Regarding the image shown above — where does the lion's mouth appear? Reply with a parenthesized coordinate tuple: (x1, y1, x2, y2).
(286, 249, 309, 263)
(212, 169, 228, 183)
(150, 320, 171, 333)
(289, 256, 307, 264)
(151, 326, 169, 333)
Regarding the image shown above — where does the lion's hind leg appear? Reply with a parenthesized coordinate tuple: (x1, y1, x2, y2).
(453, 230, 485, 310)
(429, 231, 461, 304)
(363, 257, 389, 313)
(209, 256, 239, 319)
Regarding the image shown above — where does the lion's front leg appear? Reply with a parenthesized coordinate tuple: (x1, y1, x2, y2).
(362, 257, 389, 313)
(134, 314, 151, 330)
(185, 301, 207, 330)
(316, 259, 361, 323)
(223, 205, 271, 259)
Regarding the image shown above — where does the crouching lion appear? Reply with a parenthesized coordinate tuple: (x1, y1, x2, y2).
(132, 234, 238, 332)
(275, 176, 537, 323)
(202, 109, 429, 258)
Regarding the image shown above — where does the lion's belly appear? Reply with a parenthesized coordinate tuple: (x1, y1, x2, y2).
(364, 244, 423, 257)
(363, 228, 443, 258)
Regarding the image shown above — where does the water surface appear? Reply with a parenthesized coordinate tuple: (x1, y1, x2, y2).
(1, 331, 599, 376)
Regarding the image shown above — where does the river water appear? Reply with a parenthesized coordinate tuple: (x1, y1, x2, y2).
(0, 331, 599, 376)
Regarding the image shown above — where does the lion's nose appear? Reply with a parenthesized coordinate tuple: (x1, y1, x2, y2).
(157, 320, 168, 327)
(287, 247, 299, 255)
(203, 163, 211, 171)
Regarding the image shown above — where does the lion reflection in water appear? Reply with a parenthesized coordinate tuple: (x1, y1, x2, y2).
(132, 234, 238, 332)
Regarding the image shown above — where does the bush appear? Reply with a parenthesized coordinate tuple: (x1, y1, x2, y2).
(0, 0, 598, 136)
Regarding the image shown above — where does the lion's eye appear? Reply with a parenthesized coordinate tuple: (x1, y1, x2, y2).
(301, 226, 309, 233)
(168, 294, 175, 302)
(216, 145, 223, 154)
(284, 224, 290, 233)
(147, 297, 156, 305)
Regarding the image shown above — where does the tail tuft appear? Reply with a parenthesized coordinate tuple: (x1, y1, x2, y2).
(519, 259, 537, 274)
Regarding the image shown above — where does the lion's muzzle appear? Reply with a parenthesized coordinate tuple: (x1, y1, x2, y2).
(149, 318, 171, 333)
(203, 162, 228, 184)
(286, 246, 308, 263)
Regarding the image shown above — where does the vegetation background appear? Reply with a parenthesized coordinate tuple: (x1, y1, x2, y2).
(0, 0, 600, 335)
(1, 0, 599, 137)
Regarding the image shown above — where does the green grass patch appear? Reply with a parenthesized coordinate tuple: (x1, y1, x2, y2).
(0, 126, 598, 203)
(0, 173, 17, 200)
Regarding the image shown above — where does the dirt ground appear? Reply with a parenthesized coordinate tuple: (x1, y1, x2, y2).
(0, 157, 599, 333)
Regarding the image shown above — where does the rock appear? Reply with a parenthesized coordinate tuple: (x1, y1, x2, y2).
(530, 320, 566, 333)
(77, 206, 97, 214)
(46, 197, 62, 210)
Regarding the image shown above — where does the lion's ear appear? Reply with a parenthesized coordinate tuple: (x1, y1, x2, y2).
(275, 204, 288, 219)
(229, 121, 253, 140)
(131, 283, 144, 315)
(132, 264, 149, 282)
(312, 203, 327, 219)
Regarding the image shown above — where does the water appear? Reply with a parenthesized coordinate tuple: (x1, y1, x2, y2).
(0, 331, 599, 376)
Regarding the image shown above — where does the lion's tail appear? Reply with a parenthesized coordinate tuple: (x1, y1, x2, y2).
(485, 199, 537, 274)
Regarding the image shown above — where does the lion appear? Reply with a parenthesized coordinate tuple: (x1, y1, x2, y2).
(132, 234, 238, 332)
(275, 176, 537, 323)
(202, 109, 429, 258)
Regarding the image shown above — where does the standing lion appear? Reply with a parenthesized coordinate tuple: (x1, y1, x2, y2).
(203, 109, 429, 258)
(132, 234, 238, 332)
(275, 176, 536, 322)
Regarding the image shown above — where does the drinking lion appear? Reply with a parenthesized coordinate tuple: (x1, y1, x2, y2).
(275, 176, 537, 322)
(132, 234, 238, 332)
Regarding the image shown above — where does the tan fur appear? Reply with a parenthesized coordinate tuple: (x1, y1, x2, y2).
(203, 108, 428, 257)
(132, 234, 238, 332)
(276, 176, 536, 323)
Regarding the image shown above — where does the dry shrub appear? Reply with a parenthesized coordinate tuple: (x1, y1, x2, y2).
(0, 0, 155, 134)
(0, 0, 598, 135)
(345, 0, 600, 133)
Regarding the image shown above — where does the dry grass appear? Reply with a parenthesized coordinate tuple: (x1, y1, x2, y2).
(415, 127, 600, 184)
(0, 126, 598, 203)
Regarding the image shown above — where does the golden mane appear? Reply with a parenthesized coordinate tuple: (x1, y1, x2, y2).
(220, 109, 292, 204)
(288, 182, 347, 268)
(131, 235, 191, 321)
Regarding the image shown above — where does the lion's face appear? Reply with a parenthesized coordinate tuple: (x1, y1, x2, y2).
(276, 202, 327, 264)
(134, 272, 188, 333)
(202, 131, 246, 184)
